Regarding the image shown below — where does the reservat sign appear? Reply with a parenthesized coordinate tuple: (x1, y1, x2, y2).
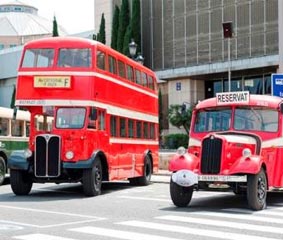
(34, 76, 71, 88)
(216, 91, 249, 105)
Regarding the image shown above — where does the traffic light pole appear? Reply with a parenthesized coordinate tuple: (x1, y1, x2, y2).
(228, 37, 231, 92)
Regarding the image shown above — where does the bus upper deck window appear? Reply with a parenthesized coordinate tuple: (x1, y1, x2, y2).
(58, 48, 91, 68)
(96, 50, 106, 70)
(22, 49, 55, 68)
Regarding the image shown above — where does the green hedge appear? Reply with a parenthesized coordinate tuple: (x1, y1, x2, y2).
(164, 133, 188, 149)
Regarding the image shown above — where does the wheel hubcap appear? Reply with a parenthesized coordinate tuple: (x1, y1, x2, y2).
(257, 176, 266, 202)
(94, 166, 101, 186)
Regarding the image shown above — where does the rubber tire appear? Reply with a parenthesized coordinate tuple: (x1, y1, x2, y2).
(0, 156, 6, 186)
(83, 159, 102, 196)
(10, 169, 33, 195)
(247, 168, 267, 211)
(170, 177, 193, 207)
(130, 155, 152, 186)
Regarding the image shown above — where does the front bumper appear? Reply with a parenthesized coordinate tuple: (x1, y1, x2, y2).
(172, 170, 247, 187)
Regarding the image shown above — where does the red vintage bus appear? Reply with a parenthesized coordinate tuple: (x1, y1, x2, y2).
(169, 91, 283, 210)
(8, 37, 159, 196)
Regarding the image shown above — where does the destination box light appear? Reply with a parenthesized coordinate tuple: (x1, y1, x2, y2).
(216, 91, 249, 105)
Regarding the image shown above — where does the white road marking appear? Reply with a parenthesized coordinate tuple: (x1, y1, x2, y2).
(190, 211, 283, 224)
(118, 220, 280, 240)
(13, 233, 76, 240)
(0, 205, 104, 219)
(70, 226, 184, 240)
(157, 215, 283, 234)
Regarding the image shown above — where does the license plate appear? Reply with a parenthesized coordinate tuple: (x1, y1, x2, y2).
(198, 175, 247, 182)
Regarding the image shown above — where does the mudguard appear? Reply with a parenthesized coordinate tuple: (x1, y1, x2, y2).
(7, 150, 29, 170)
(169, 153, 199, 172)
(228, 155, 263, 175)
(64, 150, 106, 169)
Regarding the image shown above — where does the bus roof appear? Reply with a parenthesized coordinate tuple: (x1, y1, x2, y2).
(23, 37, 155, 75)
(195, 94, 283, 110)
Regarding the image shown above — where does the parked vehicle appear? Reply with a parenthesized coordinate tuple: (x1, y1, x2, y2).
(169, 91, 283, 210)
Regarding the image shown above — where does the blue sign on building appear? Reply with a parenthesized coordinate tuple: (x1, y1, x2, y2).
(176, 82, 181, 91)
(271, 74, 283, 97)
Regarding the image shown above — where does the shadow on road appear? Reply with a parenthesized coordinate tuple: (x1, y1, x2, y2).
(161, 191, 283, 213)
(0, 180, 141, 202)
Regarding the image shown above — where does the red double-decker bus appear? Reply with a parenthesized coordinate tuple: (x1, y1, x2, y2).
(8, 37, 159, 196)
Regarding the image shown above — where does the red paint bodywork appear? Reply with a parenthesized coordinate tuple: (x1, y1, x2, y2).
(169, 94, 283, 189)
(16, 37, 159, 181)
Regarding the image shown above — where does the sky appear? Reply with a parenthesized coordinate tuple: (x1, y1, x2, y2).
(23, 0, 95, 34)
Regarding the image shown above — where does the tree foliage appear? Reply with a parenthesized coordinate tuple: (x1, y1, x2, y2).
(111, 5, 120, 50)
(131, 0, 141, 53)
(168, 104, 193, 135)
(117, 0, 130, 52)
(122, 25, 131, 55)
(97, 13, 106, 44)
(52, 16, 59, 37)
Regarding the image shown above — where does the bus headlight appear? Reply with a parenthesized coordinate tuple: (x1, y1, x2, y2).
(24, 149, 32, 158)
(177, 146, 186, 156)
(242, 148, 252, 157)
(65, 151, 74, 160)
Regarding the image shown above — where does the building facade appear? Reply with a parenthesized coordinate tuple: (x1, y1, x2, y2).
(140, 0, 282, 134)
(0, 0, 67, 107)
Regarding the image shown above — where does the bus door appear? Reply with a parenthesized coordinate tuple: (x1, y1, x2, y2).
(87, 108, 113, 171)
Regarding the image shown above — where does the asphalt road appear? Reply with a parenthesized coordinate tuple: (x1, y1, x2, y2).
(1, 176, 283, 240)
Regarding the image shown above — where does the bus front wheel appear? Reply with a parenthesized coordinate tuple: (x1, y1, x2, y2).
(247, 168, 267, 211)
(170, 177, 193, 207)
(0, 156, 6, 186)
(10, 169, 33, 195)
(83, 159, 102, 196)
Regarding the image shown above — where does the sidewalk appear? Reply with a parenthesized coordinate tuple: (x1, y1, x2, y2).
(152, 170, 171, 183)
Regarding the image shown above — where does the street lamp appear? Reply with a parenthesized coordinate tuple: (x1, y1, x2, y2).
(135, 54, 144, 65)
(129, 39, 137, 59)
(222, 21, 233, 92)
(129, 39, 144, 65)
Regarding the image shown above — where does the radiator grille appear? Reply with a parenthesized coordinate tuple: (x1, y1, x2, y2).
(200, 137, 222, 174)
(35, 135, 60, 177)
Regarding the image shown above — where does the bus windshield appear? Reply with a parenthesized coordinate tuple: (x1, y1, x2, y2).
(22, 48, 54, 68)
(194, 107, 232, 132)
(234, 106, 278, 132)
(56, 108, 86, 129)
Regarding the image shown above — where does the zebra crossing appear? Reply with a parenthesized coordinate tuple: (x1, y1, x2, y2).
(12, 206, 283, 240)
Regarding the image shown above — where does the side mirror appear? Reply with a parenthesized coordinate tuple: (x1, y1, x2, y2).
(280, 104, 283, 114)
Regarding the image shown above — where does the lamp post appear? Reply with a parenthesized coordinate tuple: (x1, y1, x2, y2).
(135, 54, 144, 65)
(129, 39, 137, 59)
(129, 39, 144, 65)
(222, 21, 233, 92)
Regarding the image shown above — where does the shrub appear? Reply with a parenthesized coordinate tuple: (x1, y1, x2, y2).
(164, 133, 189, 149)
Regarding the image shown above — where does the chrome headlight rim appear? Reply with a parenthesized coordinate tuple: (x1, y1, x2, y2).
(242, 148, 252, 157)
(176, 146, 187, 156)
